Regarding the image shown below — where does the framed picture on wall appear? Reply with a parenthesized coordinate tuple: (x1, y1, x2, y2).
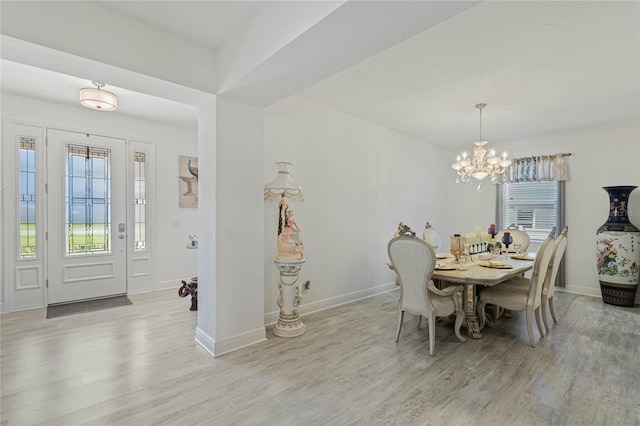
(179, 155, 198, 208)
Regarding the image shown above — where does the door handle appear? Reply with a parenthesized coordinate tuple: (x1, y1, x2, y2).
(119, 234, 125, 239)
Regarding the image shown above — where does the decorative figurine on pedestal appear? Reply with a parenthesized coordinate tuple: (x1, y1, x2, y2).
(276, 197, 304, 261)
(265, 162, 306, 337)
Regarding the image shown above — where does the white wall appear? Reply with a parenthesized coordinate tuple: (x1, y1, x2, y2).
(1, 93, 198, 311)
(213, 96, 266, 352)
(451, 124, 640, 303)
(263, 96, 455, 322)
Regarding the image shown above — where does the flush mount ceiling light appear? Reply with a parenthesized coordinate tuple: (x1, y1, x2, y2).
(79, 82, 118, 111)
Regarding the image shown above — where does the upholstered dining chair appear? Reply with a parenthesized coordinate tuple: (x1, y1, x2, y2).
(496, 224, 531, 252)
(477, 228, 556, 347)
(541, 226, 568, 331)
(511, 226, 568, 332)
(388, 236, 465, 356)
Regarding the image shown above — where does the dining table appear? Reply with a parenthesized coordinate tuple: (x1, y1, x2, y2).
(431, 254, 534, 338)
(388, 253, 535, 339)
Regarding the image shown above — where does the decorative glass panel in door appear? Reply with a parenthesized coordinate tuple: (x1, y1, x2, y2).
(66, 145, 112, 255)
(47, 129, 127, 304)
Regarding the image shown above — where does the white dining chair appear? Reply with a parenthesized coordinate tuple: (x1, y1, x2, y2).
(542, 226, 568, 330)
(477, 229, 556, 347)
(511, 226, 568, 332)
(388, 236, 466, 356)
(496, 224, 531, 252)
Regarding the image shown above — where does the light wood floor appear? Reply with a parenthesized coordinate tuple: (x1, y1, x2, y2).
(1, 289, 639, 425)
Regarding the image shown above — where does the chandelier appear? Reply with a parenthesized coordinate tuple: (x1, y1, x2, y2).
(452, 103, 511, 185)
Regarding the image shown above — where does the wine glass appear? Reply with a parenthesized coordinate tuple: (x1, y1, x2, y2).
(491, 244, 501, 260)
(450, 235, 465, 263)
(513, 243, 522, 255)
(501, 234, 513, 259)
(487, 224, 497, 242)
(458, 252, 470, 271)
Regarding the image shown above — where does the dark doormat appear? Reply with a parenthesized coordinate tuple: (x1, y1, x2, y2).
(47, 295, 132, 319)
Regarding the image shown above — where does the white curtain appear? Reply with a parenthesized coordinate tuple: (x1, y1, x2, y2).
(504, 153, 569, 183)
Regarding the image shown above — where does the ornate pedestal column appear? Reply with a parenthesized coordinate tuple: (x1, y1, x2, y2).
(273, 259, 306, 337)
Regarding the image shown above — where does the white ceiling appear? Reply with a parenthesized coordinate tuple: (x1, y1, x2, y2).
(93, 1, 264, 50)
(1, 60, 199, 128)
(2, 1, 638, 149)
(298, 1, 640, 148)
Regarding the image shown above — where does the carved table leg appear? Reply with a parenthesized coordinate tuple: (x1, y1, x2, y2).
(463, 284, 482, 339)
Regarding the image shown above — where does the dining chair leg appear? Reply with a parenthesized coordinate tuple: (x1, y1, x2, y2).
(417, 315, 422, 329)
(535, 308, 545, 338)
(549, 297, 558, 324)
(395, 310, 404, 342)
(428, 312, 436, 356)
(454, 311, 466, 343)
(526, 307, 536, 348)
(541, 299, 550, 333)
(477, 301, 487, 330)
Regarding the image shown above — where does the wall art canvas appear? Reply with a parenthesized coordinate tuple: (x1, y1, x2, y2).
(179, 155, 198, 208)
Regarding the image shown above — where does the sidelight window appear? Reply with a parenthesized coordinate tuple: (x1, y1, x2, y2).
(133, 151, 147, 252)
(18, 136, 37, 258)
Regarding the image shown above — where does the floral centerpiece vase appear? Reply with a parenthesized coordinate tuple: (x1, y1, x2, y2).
(596, 186, 639, 306)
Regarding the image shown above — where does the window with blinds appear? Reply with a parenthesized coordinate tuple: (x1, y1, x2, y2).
(497, 181, 563, 241)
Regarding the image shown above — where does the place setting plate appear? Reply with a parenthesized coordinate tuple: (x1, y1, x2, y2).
(509, 254, 535, 261)
(480, 261, 513, 269)
(435, 263, 458, 270)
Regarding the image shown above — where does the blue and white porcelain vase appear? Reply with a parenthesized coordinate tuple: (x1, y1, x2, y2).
(596, 186, 639, 306)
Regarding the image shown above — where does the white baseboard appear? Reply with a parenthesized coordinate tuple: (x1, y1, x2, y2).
(560, 284, 602, 299)
(558, 284, 640, 305)
(127, 288, 153, 295)
(9, 302, 45, 312)
(196, 326, 267, 357)
(155, 279, 181, 291)
(264, 281, 398, 326)
(195, 327, 216, 357)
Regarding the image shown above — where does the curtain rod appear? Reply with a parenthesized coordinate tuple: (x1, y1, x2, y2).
(515, 153, 572, 158)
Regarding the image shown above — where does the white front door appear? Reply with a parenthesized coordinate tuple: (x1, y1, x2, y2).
(47, 129, 127, 304)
